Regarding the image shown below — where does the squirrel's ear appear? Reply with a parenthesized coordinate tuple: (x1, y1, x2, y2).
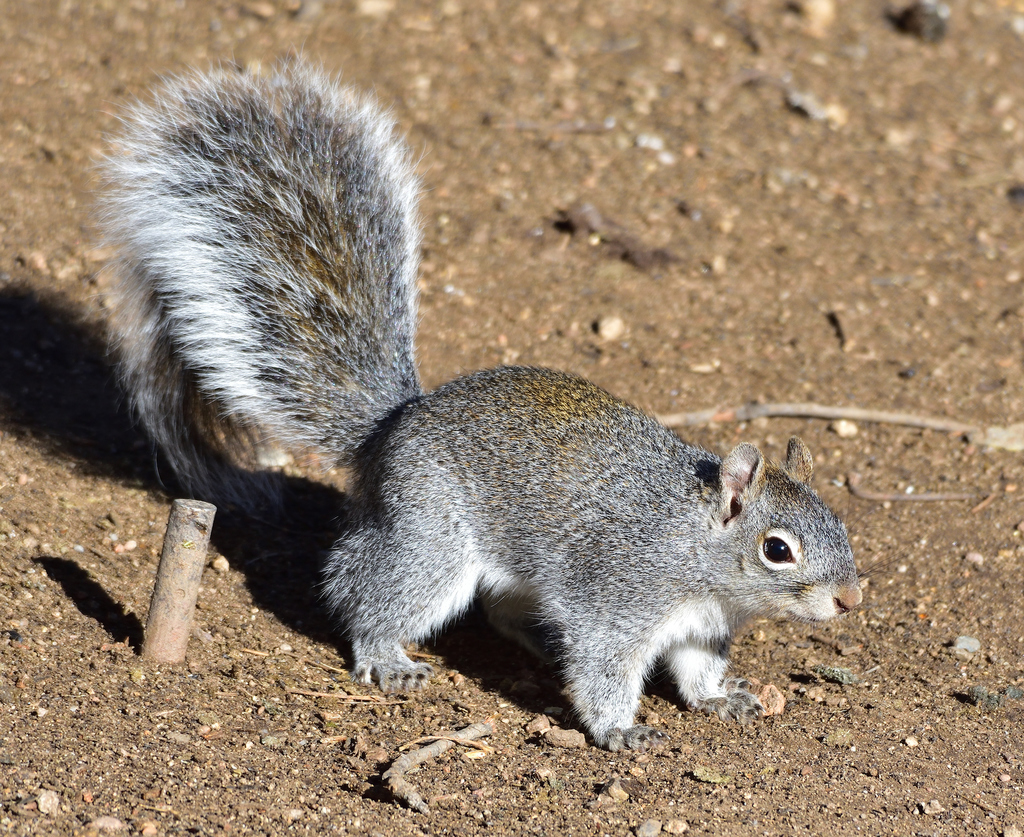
(783, 436, 814, 484)
(720, 443, 765, 525)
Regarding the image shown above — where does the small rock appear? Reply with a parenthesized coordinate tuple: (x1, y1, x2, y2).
(211, 555, 230, 573)
(166, 731, 191, 745)
(525, 714, 551, 734)
(604, 779, 630, 803)
(139, 821, 159, 837)
(691, 765, 731, 784)
(36, 790, 60, 815)
(1004, 686, 1024, 700)
(636, 819, 662, 837)
(1005, 826, 1024, 837)
(919, 799, 945, 815)
(278, 643, 293, 653)
(812, 664, 860, 685)
(786, 89, 827, 121)
(966, 685, 1003, 710)
(635, 134, 665, 151)
(964, 552, 984, 567)
(244, 1, 276, 18)
(824, 728, 853, 747)
(892, 0, 949, 42)
(954, 636, 981, 654)
(830, 419, 858, 438)
(904, 736, 919, 747)
(595, 315, 626, 341)
(663, 820, 689, 835)
(544, 727, 587, 749)
(89, 816, 126, 833)
(27, 251, 50, 275)
(283, 808, 303, 823)
(798, 0, 836, 37)
(759, 684, 787, 716)
(356, 0, 394, 16)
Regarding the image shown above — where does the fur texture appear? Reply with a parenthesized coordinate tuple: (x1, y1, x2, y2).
(102, 62, 861, 750)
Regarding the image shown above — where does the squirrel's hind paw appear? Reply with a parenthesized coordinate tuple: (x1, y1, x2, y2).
(352, 660, 434, 693)
(691, 678, 764, 724)
(604, 725, 670, 752)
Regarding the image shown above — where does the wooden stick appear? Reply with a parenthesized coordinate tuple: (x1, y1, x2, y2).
(284, 688, 402, 704)
(382, 722, 494, 813)
(657, 402, 978, 435)
(846, 472, 976, 503)
(141, 499, 216, 664)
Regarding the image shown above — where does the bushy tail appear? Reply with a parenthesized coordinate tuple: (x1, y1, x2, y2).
(99, 60, 422, 506)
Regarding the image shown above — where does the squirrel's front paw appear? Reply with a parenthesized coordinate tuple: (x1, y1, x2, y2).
(691, 678, 764, 724)
(352, 660, 434, 693)
(604, 725, 670, 752)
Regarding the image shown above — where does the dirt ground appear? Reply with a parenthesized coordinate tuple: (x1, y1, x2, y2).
(2, 0, 1024, 835)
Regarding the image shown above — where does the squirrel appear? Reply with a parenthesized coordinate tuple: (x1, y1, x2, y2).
(99, 61, 862, 751)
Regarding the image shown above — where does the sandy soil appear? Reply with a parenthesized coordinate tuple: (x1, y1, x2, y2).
(1, 1, 1023, 835)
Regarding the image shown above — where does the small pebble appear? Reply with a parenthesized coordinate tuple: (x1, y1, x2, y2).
(964, 552, 984, 567)
(89, 816, 127, 833)
(636, 819, 662, 837)
(830, 419, 858, 438)
(799, 0, 836, 37)
(812, 664, 859, 685)
(904, 735, 919, 747)
(525, 714, 551, 734)
(759, 684, 787, 716)
(278, 643, 293, 653)
(27, 252, 49, 275)
(1004, 685, 1023, 700)
(36, 790, 60, 815)
(245, 1, 276, 18)
(824, 728, 853, 747)
(635, 134, 665, 151)
(663, 820, 689, 835)
(966, 685, 1002, 710)
(919, 800, 945, 815)
(954, 636, 981, 654)
(211, 555, 230, 573)
(595, 315, 625, 341)
(786, 89, 827, 121)
(892, 0, 949, 42)
(139, 822, 159, 837)
(544, 727, 587, 749)
(604, 779, 630, 802)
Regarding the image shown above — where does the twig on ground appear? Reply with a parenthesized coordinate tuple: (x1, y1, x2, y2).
(242, 647, 348, 674)
(383, 722, 495, 813)
(969, 493, 998, 514)
(846, 473, 976, 503)
(285, 688, 403, 704)
(398, 734, 495, 754)
(657, 402, 978, 435)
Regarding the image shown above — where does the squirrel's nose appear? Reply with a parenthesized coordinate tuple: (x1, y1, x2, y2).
(833, 584, 863, 614)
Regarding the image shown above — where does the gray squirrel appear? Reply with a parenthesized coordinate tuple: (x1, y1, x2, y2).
(99, 61, 862, 751)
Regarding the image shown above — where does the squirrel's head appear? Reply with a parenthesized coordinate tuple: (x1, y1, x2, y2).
(713, 437, 861, 623)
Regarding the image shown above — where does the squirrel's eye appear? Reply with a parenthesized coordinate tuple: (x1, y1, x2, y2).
(763, 536, 794, 564)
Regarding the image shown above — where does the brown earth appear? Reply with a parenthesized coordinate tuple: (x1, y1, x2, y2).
(2, 1, 1024, 835)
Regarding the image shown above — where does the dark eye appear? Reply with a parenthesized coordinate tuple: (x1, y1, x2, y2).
(763, 536, 794, 564)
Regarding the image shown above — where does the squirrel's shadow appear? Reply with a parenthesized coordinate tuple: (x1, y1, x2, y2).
(0, 288, 337, 644)
(0, 287, 562, 706)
